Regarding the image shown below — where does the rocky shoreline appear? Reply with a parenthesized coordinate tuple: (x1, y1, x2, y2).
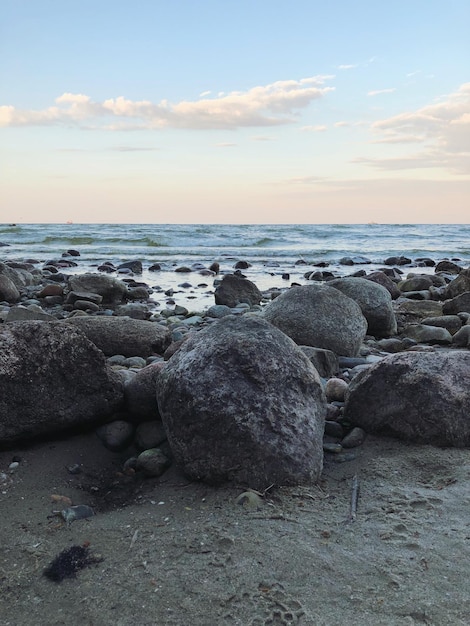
(1, 251, 469, 475)
(1, 251, 470, 625)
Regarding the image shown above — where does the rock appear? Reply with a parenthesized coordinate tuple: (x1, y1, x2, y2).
(341, 427, 366, 448)
(124, 361, 165, 420)
(67, 273, 128, 304)
(136, 448, 171, 477)
(206, 304, 233, 318)
(214, 274, 263, 308)
(377, 338, 407, 353)
(96, 420, 134, 451)
(401, 324, 452, 345)
(444, 268, 470, 299)
(263, 284, 367, 357)
(64, 316, 171, 358)
(0, 275, 20, 303)
(452, 325, 470, 347)
(65, 291, 103, 306)
(421, 315, 462, 335)
(344, 351, 470, 446)
(114, 303, 150, 320)
(394, 299, 443, 318)
(384, 256, 411, 266)
(37, 284, 64, 298)
(299, 347, 339, 378)
(328, 277, 397, 337)
(435, 260, 462, 274)
(365, 271, 401, 300)
(157, 315, 326, 489)
(0, 261, 36, 289)
(401, 290, 430, 300)
(325, 377, 349, 402)
(399, 275, 434, 292)
(0, 321, 124, 446)
(135, 421, 167, 451)
(442, 292, 470, 315)
(117, 260, 143, 274)
(7, 304, 56, 322)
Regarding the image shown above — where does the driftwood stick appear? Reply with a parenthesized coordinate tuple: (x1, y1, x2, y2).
(349, 474, 359, 522)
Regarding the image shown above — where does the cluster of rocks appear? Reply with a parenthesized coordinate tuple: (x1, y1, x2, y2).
(1, 254, 469, 490)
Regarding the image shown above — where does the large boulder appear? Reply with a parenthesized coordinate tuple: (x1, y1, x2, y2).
(0, 261, 36, 289)
(344, 351, 470, 447)
(263, 284, 367, 357)
(156, 315, 326, 489)
(328, 277, 397, 337)
(214, 274, 263, 307)
(442, 292, 470, 315)
(444, 268, 470, 299)
(64, 316, 171, 357)
(67, 273, 129, 304)
(0, 275, 20, 303)
(0, 321, 124, 447)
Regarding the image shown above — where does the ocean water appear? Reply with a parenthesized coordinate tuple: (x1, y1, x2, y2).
(1, 223, 469, 309)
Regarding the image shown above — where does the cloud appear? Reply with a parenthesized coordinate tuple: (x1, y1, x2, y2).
(0, 76, 334, 131)
(367, 88, 396, 97)
(216, 142, 237, 148)
(338, 64, 357, 70)
(361, 83, 470, 174)
(301, 125, 327, 132)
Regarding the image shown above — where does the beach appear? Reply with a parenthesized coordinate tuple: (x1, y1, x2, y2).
(1, 224, 470, 625)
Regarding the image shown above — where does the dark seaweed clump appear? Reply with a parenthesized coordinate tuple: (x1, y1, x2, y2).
(44, 545, 102, 582)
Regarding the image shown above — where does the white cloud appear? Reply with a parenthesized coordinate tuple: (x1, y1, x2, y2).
(361, 83, 470, 174)
(301, 125, 327, 132)
(0, 76, 334, 131)
(216, 142, 237, 148)
(199, 90, 211, 97)
(338, 64, 357, 70)
(367, 88, 396, 97)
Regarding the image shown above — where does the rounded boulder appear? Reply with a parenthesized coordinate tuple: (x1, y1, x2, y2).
(263, 284, 367, 357)
(156, 315, 326, 489)
(344, 351, 470, 446)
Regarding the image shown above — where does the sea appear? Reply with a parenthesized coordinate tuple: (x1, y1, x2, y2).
(1, 223, 469, 310)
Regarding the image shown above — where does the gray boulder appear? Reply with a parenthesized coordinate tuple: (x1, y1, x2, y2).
(0, 321, 124, 446)
(299, 346, 339, 378)
(401, 324, 452, 345)
(444, 268, 470, 299)
(452, 326, 470, 347)
(214, 274, 263, 307)
(67, 273, 129, 304)
(263, 284, 367, 357)
(365, 271, 401, 299)
(0, 275, 20, 303)
(157, 315, 326, 489)
(344, 351, 470, 446)
(443, 292, 470, 315)
(64, 316, 171, 357)
(124, 361, 165, 421)
(0, 262, 36, 289)
(328, 276, 397, 337)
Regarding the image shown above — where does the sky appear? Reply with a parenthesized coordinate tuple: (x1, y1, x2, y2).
(1, 0, 469, 224)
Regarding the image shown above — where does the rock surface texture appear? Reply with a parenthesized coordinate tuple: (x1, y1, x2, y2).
(263, 284, 368, 356)
(0, 321, 124, 446)
(64, 316, 171, 357)
(344, 351, 470, 446)
(157, 314, 326, 489)
(328, 276, 397, 337)
(214, 274, 263, 307)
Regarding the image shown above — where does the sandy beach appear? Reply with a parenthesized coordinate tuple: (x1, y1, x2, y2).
(1, 430, 469, 625)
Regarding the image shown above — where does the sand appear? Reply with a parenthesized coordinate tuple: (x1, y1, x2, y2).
(1, 430, 469, 626)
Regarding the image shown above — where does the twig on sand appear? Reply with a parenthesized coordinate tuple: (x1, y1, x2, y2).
(348, 474, 360, 523)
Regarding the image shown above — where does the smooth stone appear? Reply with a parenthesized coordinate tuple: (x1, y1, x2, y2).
(136, 448, 171, 477)
(341, 427, 366, 448)
(96, 420, 135, 451)
(325, 377, 349, 402)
